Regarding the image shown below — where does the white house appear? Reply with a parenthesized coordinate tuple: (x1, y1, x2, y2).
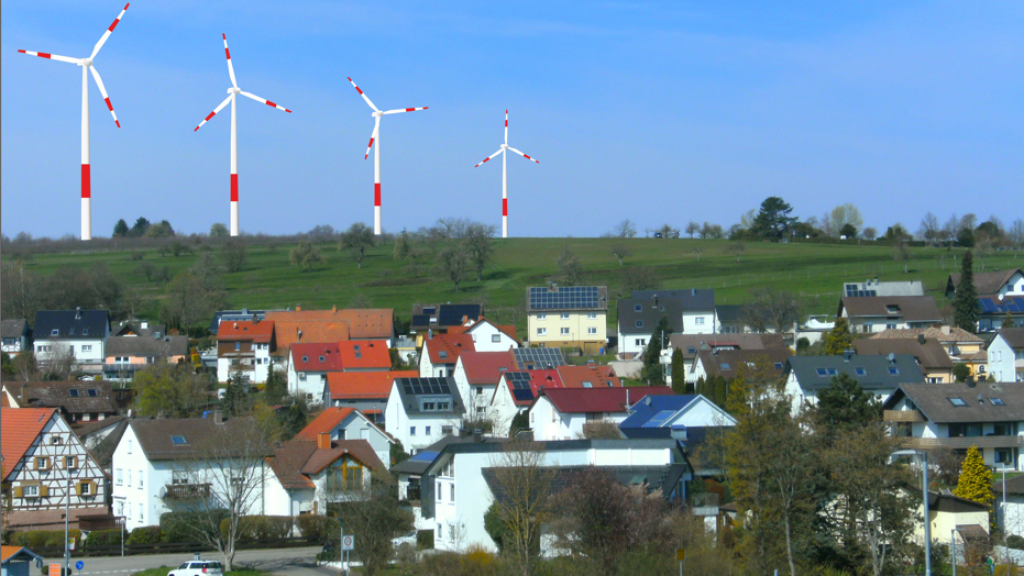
(451, 351, 518, 422)
(994, 476, 1024, 539)
(288, 343, 343, 404)
(216, 319, 275, 384)
(32, 309, 110, 373)
(419, 334, 475, 378)
(455, 319, 519, 352)
(488, 370, 562, 437)
(988, 329, 1024, 383)
(293, 407, 394, 469)
(617, 290, 717, 357)
(1, 319, 30, 354)
(837, 296, 943, 334)
(529, 386, 674, 441)
(384, 377, 466, 453)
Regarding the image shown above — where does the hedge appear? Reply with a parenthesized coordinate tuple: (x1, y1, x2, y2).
(295, 515, 334, 542)
(160, 510, 227, 543)
(220, 516, 293, 540)
(10, 529, 81, 549)
(126, 526, 163, 545)
(83, 529, 123, 548)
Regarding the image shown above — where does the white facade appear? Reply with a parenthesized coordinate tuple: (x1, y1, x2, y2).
(287, 350, 329, 404)
(989, 334, 1024, 383)
(264, 453, 373, 519)
(682, 310, 717, 335)
(384, 383, 461, 452)
(216, 343, 272, 384)
(487, 380, 525, 437)
(418, 342, 454, 378)
(315, 411, 394, 469)
(450, 358, 501, 423)
(784, 371, 894, 415)
(463, 321, 518, 352)
(529, 396, 629, 441)
(35, 337, 106, 367)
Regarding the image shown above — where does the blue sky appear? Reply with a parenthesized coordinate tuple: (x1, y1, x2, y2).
(2, 1, 1022, 238)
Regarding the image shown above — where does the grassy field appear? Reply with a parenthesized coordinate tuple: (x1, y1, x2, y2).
(10, 237, 1022, 334)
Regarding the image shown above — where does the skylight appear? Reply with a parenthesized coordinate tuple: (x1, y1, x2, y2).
(439, 351, 449, 359)
(991, 398, 1006, 406)
(948, 397, 967, 407)
(720, 363, 731, 371)
(634, 304, 642, 312)
(87, 389, 98, 397)
(302, 356, 309, 362)
(888, 367, 900, 375)
(69, 389, 80, 397)
(170, 435, 188, 445)
(816, 368, 829, 377)
(582, 381, 593, 388)
(319, 356, 326, 362)
(775, 362, 784, 369)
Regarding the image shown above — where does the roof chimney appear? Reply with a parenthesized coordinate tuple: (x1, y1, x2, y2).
(332, 305, 337, 313)
(428, 328, 433, 340)
(917, 334, 926, 345)
(625, 388, 630, 410)
(75, 307, 82, 320)
(211, 410, 224, 424)
(297, 328, 302, 342)
(296, 305, 302, 312)
(318, 432, 332, 450)
(691, 288, 696, 296)
(941, 325, 951, 336)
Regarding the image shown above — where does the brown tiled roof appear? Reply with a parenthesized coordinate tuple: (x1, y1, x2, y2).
(130, 416, 271, 460)
(7, 507, 111, 531)
(998, 328, 1024, 349)
(1, 319, 27, 339)
(668, 333, 785, 359)
(272, 320, 350, 352)
(18, 381, 118, 415)
(839, 296, 943, 322)
(327, 370, 418, 400)
(948, 268, 1023, 297)
(871, 327, 983, 344)
(106, 334, 189, 357)
(853, 338, 954, 370)
(266, 309, 394, 349)
(73, 414, 128, 438)
(301, 439, 384, 474)
(695, 348, 792, 380)
(883, 382, 1024, 423)
(267, 441, 318, 489)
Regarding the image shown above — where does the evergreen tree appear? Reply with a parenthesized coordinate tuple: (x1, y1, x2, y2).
(129, 217, 151, 238)
(264, 368, 287, 405)
(113, 219, 129, 237)
(952, 445, 993, 507)
(670, 348, 686, 394)
(813, 373, 881, 434)
(751, 196, 798, 240)
(640, 316, 672, 384)
(954, 251, 980, 332)
(953, 363, 971, 383)
(823, 317, 854, 355)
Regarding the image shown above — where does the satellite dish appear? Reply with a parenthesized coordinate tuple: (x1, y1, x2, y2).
(887, 353, 895, 363)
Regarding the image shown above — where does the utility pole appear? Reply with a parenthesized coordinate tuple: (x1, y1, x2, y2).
(64, 473, 71, 576)
(951, 529, 957, 576)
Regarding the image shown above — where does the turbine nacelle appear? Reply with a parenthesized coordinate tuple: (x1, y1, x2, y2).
(228, 87, 242, 95)
(501, 144, 508, 149)
(373, 111, 384, 118)
(80, 58, 94, 67)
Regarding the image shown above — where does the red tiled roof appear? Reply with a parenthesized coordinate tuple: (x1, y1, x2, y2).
(1, 408, 55, 481)
(425, 334, 475, 365)
(291, 343, 344, 372)
(266, 308, 394, 350)
(272, 320, 350, 353)
(556, 365, 623, 388)
(498, 325, 518, 341)
(337, 340, 391, 370)
(327, 370, 418, 400)
(293, 407, 357, 442)
(501, 369, 565, 406)
(539, 386, 674, 414)
(218, 320, 275, 343)
(1, 393, 10, 408)
(459, 351, 517, 385)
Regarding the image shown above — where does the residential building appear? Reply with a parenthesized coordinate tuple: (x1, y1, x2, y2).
(216, 319, 275, 384)
(837, 296, 943, 333)
(883, 381, 1024, 469)
(556, 364, 621, 388)
(853, 337, 955, 383)
(452, 351, 519, 422)
(489, 369, 567, 436)
(410, 304, 483, 346)
(511, 347, 567, 371)
(1, 319, 30, 354)
(266, 307, 396, 361)
(714, 305, 751, 335)
(419, 333, 475, 377)
(2, 546, 46, 575)
(293, 407, 394, 468)
(617, 289, 716, 356)
(977, 295, 1024, 332)
(33, 309, 110, 373)
(111, 414, 269, 532)
(449, 318, 519, 352)
(914, 493, 989, 548)
(1, 408, 110, 531)
(945, 268, 1024, 331)
(322, 370, 418, 419)
(988, 329, 1024, 383)
(103, 329, 188, 382)
(208, 309, 271, 335)
(618, 394, 737, 439)
(871, 327, 987, 377)
(526, 286, 608, 354)
(666, 333, 786, 385)
(384, 377, 466, 452)
(993, 475, 1024, 538)
(2, 381, 118, 424)
(530, 386, 674, 441)
(689, 347, 792, 384)
(288, 343, 343, 402)
(844, 279, 925, 297)
(784, 352, 926, 414)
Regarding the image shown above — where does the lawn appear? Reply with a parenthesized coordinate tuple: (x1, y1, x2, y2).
(131, 568, 274, 576)
(10, 236, 1021, 335)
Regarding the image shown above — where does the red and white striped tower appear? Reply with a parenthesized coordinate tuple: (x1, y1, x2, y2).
(18, 4, 128, 241)
(474, 110, 539, 238)
(195, 34, 291, 237)
(347, 77, 428, 236)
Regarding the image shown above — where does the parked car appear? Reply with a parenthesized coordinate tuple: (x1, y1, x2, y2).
(168, 560, 224, 576)
(391, 530, 417, 549)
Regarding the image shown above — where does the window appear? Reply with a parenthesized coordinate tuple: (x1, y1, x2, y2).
(450, 484, 455, 501)
(855, 367, 867, 376)
(587, 327, 598, 335)
(171, 435, 187, 445)
(442, 425, 453, 435)
(172, 470, 189, 485)
(476, 386, 483, 395)
(410, 426, 416, 436)
(886, 323, 897, 330)
(948, 397, 967, 407)
(128, 439, 132, 454)
(695, 317, 705, 325)
(51, 328, 60, 336)
(116, 469, 123, 486)
(492, 334, 501, 343)
(438, 351, 448, 359)
(138, 503, 143, 523)
(774, 362, 785, 369)
(636, 321, 644, 328)
(302, 355, 309, 362)
(82, 328, 89, 336)
(537, 313, 547, 320)
(65, 456, 77, 469)
(587, 313, 598, 319)
(87, 389, 98, 397)
(139, 471, 144, 488)
(319, 356, 325, 362)
(560, 327, 570, 335)
(36, 457, 49, 470)
(299, 373, 306, 381)
(560, 313, 570, 319)
(437, 483, 442, 501)
(582, 381, 593, 388)
(992, 398, 1006, 406)
(888, 367, 900, 375)
(720, 363, 731, 371)
(82, 344, 92, 352)
(437, 523, 443, 540)
(79, 482, 92, 496)
(634, 304, 642, 312)
(816, 368, 828, 377)
(537, 328, 547, 336)
(635, 339, 645, 346)
(69, 389, 80, 397)
(24, 485, 40, 497)
(51, 436, 62, 445)
(234, 342, 241, 351)
(425, 426, 432, 435)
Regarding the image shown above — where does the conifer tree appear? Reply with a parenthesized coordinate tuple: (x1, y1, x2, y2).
(952, 445, 993, 506)
(670, 348, 687, 394)
(640, 316, 672, 384)
(954, 251, 980, 332)
(823, 317, 854, 355)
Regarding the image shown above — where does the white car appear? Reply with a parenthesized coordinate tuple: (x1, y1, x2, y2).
(391, 530, 417, 548)
(168, 560, 224, 576)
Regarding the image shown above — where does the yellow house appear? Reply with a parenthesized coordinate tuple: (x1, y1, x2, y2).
(526, 286, 608, 355)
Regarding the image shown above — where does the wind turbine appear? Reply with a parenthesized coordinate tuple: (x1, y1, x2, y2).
(195, 34, 291, 237)
(474, 110, 539, 238)
(18, 3, 130, 241)
(347, 77, 428, 236)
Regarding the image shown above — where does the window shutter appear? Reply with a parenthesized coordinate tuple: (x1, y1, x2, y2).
(40, 485, 49, 497)
(89, 480, 97, 495)
(32, 458, 38, 471)
(73, 456, 79, 469)
(75, 482, 82, 496)
(13, 486, 23, 498)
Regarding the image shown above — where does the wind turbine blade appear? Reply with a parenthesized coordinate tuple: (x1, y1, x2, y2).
(508, 147, 539, 164)
(505, 110, 508, 145)
(17, 50, 79, 64)
(222, 33, 238, 88)
(90, 3, 129, 59)
(364, 117, 380, 160)
(382, 106, 428, 115)
(474, 149, 504, 168)
(240, 91, 291, 113)
(194, 94, 233, 131)
(347, 77, 379, 112)
(89, 66, 121, 128)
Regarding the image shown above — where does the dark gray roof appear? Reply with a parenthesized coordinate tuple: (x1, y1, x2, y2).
(947, 269, 1023, 298)
(527, 286, 608, 312)
(852, 338, 954, 370)
(839, 296, 942, 323)
(618, 298, 684, 334)
(105, 334, 189, 357)
(715, 305, 745, 323)
(390, 435, 506, 476)
(112, 321, 167, 338)
(696, 348, 792, 380)
(20, 381, 118, 415)
(1, 319, 28, 339)
(997, 328, 1024, 349)
(34, 310, 109, 340)
(83, 419, 129, 469)
(481, 463, 690, 504)
(631, 289, 715, 311)
(393, 377, 465, 416)
(130, 416, 271, 460)
(786, 353, 926, 391)
(668, 333, 786, 360)
(883, 382, 1024, 424)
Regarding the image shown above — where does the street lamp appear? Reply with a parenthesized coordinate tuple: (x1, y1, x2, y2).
(892, 449, 930, 576)
(995, 466, 1014, 566)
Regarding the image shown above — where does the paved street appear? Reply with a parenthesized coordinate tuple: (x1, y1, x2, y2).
(41, 547, 337, 575)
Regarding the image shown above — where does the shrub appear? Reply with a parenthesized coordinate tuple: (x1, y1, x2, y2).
(126, 526, 163, 545)
(1008, 535, 1024, 550)
(220, 515, 294, 540)
(10, 529, 81, 549)
(295, 515, 334, 542)
(416, 529, 434, 550)
(83, 529, 123, 548)
(160, 510, 227, 543)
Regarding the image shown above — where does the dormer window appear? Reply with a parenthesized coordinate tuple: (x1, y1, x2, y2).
(51, 329, 60, 336)
(888, 367, 900, 375)
(69, 389, 80, 397)
(636, 321, 644, 328)
(302, 356, 309, 362)
(886, 305, 900, 314)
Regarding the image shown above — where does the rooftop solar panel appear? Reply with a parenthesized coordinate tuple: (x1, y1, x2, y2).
(512, 389, 535, 402)
(642, 410, 678, 428)
(529, 286, 602, 310)
(513, 348, 566, 370)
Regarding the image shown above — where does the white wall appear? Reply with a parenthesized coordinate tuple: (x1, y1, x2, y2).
(385, 383, 460, 452)
(682, 311, 716, 335)
(465, 323, 518, 352)
(988, 335, 1019, 383)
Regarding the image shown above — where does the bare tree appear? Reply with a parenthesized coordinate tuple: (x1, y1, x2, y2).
(919, 212, 941, 245)
(435, 244, 469, 291)
(556, 248, 584, 286)
(133, 364, 211, 418)
(726, 241, 746, 262)
(45, 343, 77, 380)
(463, 222, 497, 281)
(289, 242, 323, 271)
(829, 204, 864, 238)
(576, 421, 622, 440)
(739, 209, 757, 231)
(610, 243, 632, 266)
(685, 221, 700, 238)
(488, 441, 557, 576)
(160, 266, 229, 332)
(612, 219, 637, 238)
(741, 287, 800, 334)
(620, 266, 660, 294)
(691, 247, 704, 262)
(339, 222, 375, 269)
(862, 227, 878, 241)
(891, 238, 911, 274)
(330, 469, 415, 576)
(220, 240, 248, 272)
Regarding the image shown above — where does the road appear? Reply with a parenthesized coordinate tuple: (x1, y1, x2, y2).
(41, 547, 338, 575)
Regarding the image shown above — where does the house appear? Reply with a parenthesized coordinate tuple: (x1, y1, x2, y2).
(293, 407, 394, 468)
(530, 386, 674, 441)
(914, 492, 990, 548)
(216, 319, 275, 384)
(1, 408, 110, 531)
(103, 329, 188, 382)
(526, 286, 608, 354)
(111, 413, 270, 532)
(1, 545, 45, 576)
(945, 268, 1024, 300)
(666, 333, 786, 385)
(449, 318, 519, 352)
(2, 381, 119, 424)
(689, 348, 792, 384)
(73, 416, 129, 477)
(871, 327, 988, 377)
(992, 475, 1024, 538)
(288, 340, 391, 402)
(882, 381, 1024, 469)
(853, 337, 955, 383)
(33, 309, 110, 373)
(838, 296, 943, 334)
(209, 309, 271, 335)
(410, 304, 483, 346)
(384, 377, 466, 452)
(452, 351, 519, 422)
(714, 305, 751, 335)
(419, 333, 475, 377)
(322, 370, 419, 419)
(489, 369, 569, 437)
(784, 352, 926, 414)
(844, 279, 925, 297)
(977, 295, 1024, 332)
(988, 328, 1024, 383)
(266, 307, 396, 358)
(617, 289, 716, 356)
(263, 435, 381, 519)
(618, 394, 738, 440)
(419, 438, 691, 553)
(1, 319, 30, 354)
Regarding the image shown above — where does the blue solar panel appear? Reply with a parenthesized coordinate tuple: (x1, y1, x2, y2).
(512, 389, 535, 402)
(410, 451, 439, 462)
(505, 372, 532, 389)
(529, 286, 601, 310)
(642, 410, 678, 428)
(513, 348, 566, 370)
(980, 297, 1024, 313)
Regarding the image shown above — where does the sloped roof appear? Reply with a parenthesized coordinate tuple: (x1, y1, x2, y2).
(482, 463, 689, 504)
(539, 386, 674, 414)
(300, 439, 384, 474)
(499, 369, 574, 407)
(73, 414, 128, 438)
(106, 334, 188, 357)
(337, 340, 391, 370)
(327, 370, 418, 400)
(853, 338, 954, 370)
(632, 289, 714, 309)
(839, 296, 943, 322)
(617, 298, 685, 334)
(130, 416, 271, 461)
(695, 348, 793, 380)
(217, 320, 274, 343)
(619, 395, 699, 430)
(556, 365, 622, 388)
(452, 318, 519, 343)
(1, 408, 55, 481)
(884, 382, 1024, 423)
(272, 320, 350, 351)
(1, 545, 44, 563)
(267, 441, 318, 489)
(871, 327, 984, 344)
(393, 377, 466, 415)
(459, 351, 517, 385)
(668, 333, 785, 359)
(997, 328, 1024, 349)
(34, 310, 109, 340)
(787, 354, 926, 391)
(291, 343, 344, 372)
(1, 319, 27, 339)
(424, 334, 475, 365)
(112, 321, 167, 338)
(266, 308, 394, 345)
(19, 381, 117, 414)
(948, 268, 1023, 297)
(293, 407, 356, 441)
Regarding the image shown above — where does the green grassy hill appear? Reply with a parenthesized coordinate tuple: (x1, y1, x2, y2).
(10, 237, 1020, 333)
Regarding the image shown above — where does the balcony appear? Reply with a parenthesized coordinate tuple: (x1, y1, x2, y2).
(163, 483, 211, 500)
(690, 492, 719, 517)
(884, 410, 925, 423)
(898, 436, 1024, 450)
